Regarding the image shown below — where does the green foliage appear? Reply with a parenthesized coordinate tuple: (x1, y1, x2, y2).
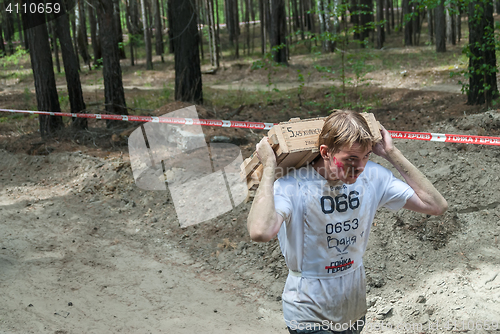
(21, 87, 37, 111)
(23, 87, 32, 101)
(296, 68, 309, 106)
(0, 46, 28, 69)
(127, 85, 172, 113)
(58, 93, 70, 111)
(128, 34, 142, 46)
(0, 112, 36, 123)
(131, 96, 149, 110)
(450, 0, 499, 104)
(291, 0, 382, 110)
(250, 50, 286, 103)
(93, 58, 103, 69)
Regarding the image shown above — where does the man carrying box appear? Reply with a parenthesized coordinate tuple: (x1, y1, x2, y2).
(247, 110, 448, 334)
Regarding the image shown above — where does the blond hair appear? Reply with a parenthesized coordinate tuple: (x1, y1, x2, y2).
(318, 110, 375, 153)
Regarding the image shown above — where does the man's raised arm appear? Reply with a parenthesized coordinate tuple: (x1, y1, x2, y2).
(374, 126, 448, 216)
(247, 137, 284, 242)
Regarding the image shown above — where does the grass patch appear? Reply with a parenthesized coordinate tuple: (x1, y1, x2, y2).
(204, 86, 288, 109)
(0, 113, 36, 123)
(126, 85, 173, 113)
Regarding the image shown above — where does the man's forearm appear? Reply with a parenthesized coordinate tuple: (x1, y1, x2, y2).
(247, 164, 280, 242)
(386, 148, 448, 215)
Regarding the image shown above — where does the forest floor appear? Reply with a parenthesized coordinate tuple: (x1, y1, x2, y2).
(1, 40, 500, 334)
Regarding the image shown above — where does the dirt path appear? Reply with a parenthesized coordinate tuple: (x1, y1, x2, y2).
(2, 109, 500, 333)
(0, 77, 461, 97)
(0, 151, 285, 334)
(1, 53, 498, 334)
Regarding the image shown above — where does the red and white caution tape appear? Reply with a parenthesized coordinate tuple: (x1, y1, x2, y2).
(0, 108, 275, 130)
(388, 130, 500, 146)
(1, 108, 500, 146)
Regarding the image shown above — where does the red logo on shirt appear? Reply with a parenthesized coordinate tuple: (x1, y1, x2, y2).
(325, 258, 354, 273)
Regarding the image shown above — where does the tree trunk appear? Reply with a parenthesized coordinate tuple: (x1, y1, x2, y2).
(467, 0, 498, 105)
(0, 25, 5, 56)
(23, 14, 63, 137)
(359, 0, 371, 42)
(17, 11, 25, 49)
(391, 0, 395, 29)
(126, 0, 142, 66)
(3, 2, 15, 55)
(88, 0, 102, 66)
(245, 0, 250, 55)
(445, 3, 455, 45)
(403, 0, 412, 46)
(427, 8, 434, 45)
(233, 0, 240, 58)
(260, 0, 266, 54)
(115, 0, 127, 59)
(206, 0, 219, 66)
(415, 3, 422, 45)
(215, 0, 221, 67)
(171, 0, 203, 103)
(198, 0, 205, 60)
(395, 0, 399, 29)
(153, 0, 164, 57)
(317, 0, 334, 52)
(77, 0, 91, 68)
(161, 0, 166, 30)
(303, 0, 311, 31)
(290, 0, 298, 32)
(6, 22, 14, 54)
(97, 0, 129, 127)
(412, 1, 419, 45)
(434, 0, 445, 52)
(23, 14, 29, 51)
(251, 0, 256, 52)
(168, 0, 174, 53)
(206, 0, 214, 63)
(49, 21, 61, 73)
(130, 36, 135, 66)
(141, 0, 153, 69)
(286, 0, 293, 47)
(288, 0, 293, 57)
(299, 0, 305, 40)
(226, 0, 235, 46)
(270, 0, 288, 62)
(317, 0, 326, 50)
(351, 0, 360, 40)
(496, 0, 500, 13)
(71, 10, 80, 69)
(376, 0, 384, 49)
(54, 9, 88, 129)
(385, 0, 390, 35)
(308, 0, 316, 35)
(368, 0, 374, 44)
(127, 0, 141, 34)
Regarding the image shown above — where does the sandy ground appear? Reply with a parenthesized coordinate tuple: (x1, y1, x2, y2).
(1, 47, 500, 333)
(1, 111, 500, 334)
(0, 150, 287, 334)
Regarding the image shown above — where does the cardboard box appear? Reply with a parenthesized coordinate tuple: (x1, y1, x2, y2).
(241, 113, 381, 191)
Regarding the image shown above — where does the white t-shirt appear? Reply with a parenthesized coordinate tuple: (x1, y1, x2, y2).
(274, 161, 414, 328)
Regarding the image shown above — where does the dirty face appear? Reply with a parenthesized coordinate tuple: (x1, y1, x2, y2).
(323, 143, 372, 184)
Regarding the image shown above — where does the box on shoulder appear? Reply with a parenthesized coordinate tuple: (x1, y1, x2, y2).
(241, 113, 381, 192)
